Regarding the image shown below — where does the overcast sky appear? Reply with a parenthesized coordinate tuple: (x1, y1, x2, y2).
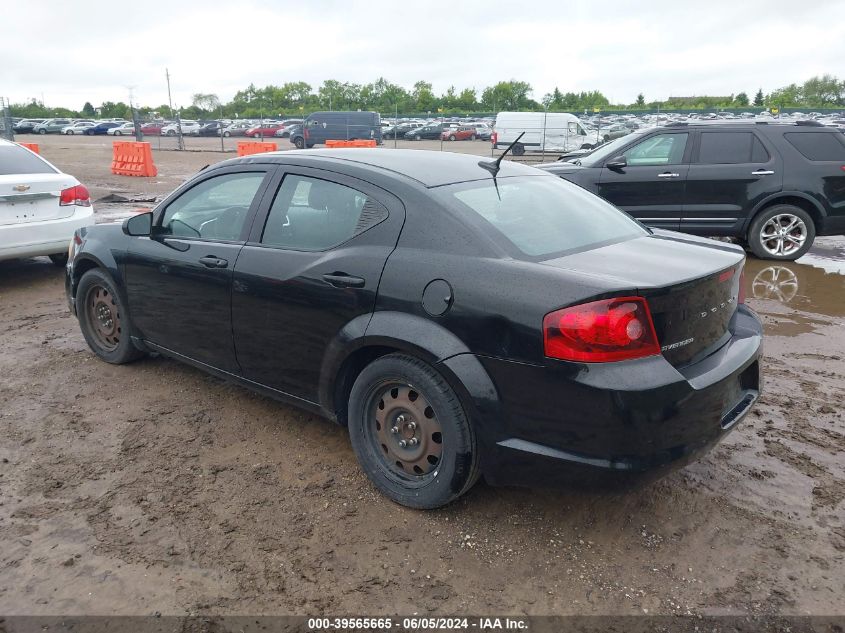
(2, 0, 843, 110)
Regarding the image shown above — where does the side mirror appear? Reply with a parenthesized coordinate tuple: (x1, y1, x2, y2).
(606, 155, 627, 170)
(122, 211, 152, 237)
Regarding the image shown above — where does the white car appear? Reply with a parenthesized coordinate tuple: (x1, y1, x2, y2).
(0, 140, 94, 266)
(161, 121, 201, 136)
(107, 122, 136, 136)
(62, 121, 96, 135)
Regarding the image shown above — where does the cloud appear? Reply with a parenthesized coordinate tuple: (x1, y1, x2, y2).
(1, 0, 842, 109)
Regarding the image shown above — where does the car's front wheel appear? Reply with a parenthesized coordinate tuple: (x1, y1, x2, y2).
(294, 137, 304, 149)
(76, 269, 144, 364)
(348, 353, 479, 509)
(748, 204, 815, 261)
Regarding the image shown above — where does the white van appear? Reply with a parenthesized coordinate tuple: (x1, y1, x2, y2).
(492, 112, 594, 155)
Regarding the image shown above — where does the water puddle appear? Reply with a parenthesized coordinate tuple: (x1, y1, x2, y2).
(743, 237, 845, 336)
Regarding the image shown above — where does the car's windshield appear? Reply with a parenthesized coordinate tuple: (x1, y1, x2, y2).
(438, 175, 646, 259)
(574, 130, 651, 166)
(0, 145, 57, 175)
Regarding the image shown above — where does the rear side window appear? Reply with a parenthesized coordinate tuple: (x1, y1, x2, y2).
(0, 145, 57, 175)
(441, 176, 646, 258)
(784, 132, 845, 161)
(697, 132, 764, 164)
(261, 175, 387, 251)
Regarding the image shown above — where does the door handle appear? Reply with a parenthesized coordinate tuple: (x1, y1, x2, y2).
(198, 256, 228, 268)
(322, 273, 365, 288)
(751, 169, 775, 176)
(657, 172, 680, 178)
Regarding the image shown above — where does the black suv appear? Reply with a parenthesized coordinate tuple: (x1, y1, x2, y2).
(540, 121, 845, 260)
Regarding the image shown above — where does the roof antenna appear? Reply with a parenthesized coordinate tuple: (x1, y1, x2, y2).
(478, 132, 524, 177)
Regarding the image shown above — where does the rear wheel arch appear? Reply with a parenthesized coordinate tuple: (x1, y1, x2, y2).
(748, 193, 824, 234)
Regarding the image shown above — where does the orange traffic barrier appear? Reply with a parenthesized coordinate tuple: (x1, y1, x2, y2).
(18, 142, 40, 154)
(111, 141, 157, 177)
(237, 141, 277, 157)
(325, 139, 377, 148)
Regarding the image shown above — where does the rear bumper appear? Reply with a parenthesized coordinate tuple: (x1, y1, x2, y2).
(0, 208, 93, 262)
(463, 305, 763, 487)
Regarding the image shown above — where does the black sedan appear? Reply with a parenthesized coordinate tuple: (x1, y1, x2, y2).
(65, 149, 762, 509)
(404, 123, 447, 140)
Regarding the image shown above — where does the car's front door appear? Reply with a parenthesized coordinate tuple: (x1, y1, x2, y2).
(597, 131, 691, 231)
(232, 167, 405, 403)
(124, 167, 272, 372)
(682, 130, 783, 236)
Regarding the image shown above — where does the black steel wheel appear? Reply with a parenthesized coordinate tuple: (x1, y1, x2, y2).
(348, 353, 479, 509)
(76, 269, 144, 364)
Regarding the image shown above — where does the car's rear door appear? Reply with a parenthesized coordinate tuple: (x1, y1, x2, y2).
(682, 129, 782, 236)
(597, 130, 691, 231)
(231, 166, 405, 403)
(124, 166, 273, 372)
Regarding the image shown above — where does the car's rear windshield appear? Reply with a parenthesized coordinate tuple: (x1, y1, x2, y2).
(784, 132, 845, 161)
(438, 175, 646, 259)
(0, 145, 57, 175)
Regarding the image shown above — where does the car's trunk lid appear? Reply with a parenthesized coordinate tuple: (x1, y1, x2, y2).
(542, 232, 745, 367)
(0, 173, 78, 225)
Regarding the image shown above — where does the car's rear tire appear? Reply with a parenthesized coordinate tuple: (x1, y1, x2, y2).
(49, 253, 68, 267)
(449, 135, 456, 141)
(38, 129, 46, 135)
(76, 269, 145, 365)
(223, 131, 231, 137)
(748, 204, 815, 261)
(114, 131, 122, 135)
(348, 353, 479, 509)
(294, 137, 304, 149)
(511, 142, 525, 156)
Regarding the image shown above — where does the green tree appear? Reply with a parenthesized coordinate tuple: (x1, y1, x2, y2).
(412, 81, 437, 112)
(480, 80, 534, 111)
(734, 92, 749, 107)
(753, 88, 764, 106)
(81, 102, 96, 117)
(802, 74, 843, 106)
(191, 93, 221, 113)
(636, 93, 645, 107)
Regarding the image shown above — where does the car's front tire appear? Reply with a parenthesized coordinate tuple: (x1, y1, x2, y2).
(348, 353, 479, 509)
(76, 269, 144, 365)
(748, 204, 815, 261)
(294, 137, 304, 149)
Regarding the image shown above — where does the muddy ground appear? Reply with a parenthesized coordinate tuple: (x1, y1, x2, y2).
(0, 136, 844, 617)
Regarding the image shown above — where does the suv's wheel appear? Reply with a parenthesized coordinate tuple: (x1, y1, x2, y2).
(76, 269, 144, 364)
(511, 142, 525, 156)
(748, 204, 815, 261)
(348, 353, 479, 509)
(294, 137, 304, 149)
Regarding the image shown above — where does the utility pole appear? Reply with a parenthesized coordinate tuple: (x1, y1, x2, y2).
(1, 97, 15, 141)
(165, 68, 174, 119)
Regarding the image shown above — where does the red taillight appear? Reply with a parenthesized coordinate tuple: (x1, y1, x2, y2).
(491, 132, 498, 144)
(738, 269, 746, 304)
(543, 296, 661, 363)
(59, 184, 91, 207)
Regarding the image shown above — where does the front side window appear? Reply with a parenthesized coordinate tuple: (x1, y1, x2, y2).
(160, 172, 265, 241)
(441, 175, 646, 259)
(623, 133, 688, 166)
(261, 175, 387, 251)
